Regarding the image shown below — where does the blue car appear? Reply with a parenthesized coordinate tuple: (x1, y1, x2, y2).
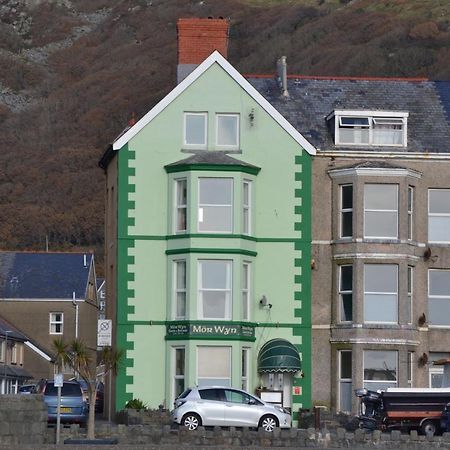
(38, 380, 88, 425)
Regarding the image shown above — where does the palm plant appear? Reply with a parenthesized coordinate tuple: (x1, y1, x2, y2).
(53, 338, 123, 439)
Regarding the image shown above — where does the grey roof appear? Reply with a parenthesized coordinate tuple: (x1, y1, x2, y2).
(165, 151, 260, 169)
(0, 252, 93, 300)
(247, 77, 450, 153)
(332, 160, 416, 170)
(0, 316, 27, 341)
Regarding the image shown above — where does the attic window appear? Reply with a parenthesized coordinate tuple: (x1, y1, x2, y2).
(332, 111, 408, 147)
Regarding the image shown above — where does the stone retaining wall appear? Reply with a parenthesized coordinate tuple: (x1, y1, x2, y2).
(0, 394, 47, 446)
(47, 423, 450, 448)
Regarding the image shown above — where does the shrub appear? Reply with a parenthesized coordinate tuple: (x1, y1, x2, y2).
(125, 399, 148, 410)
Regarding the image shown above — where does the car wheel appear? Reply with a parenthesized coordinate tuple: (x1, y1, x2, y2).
(259, 415, 279, 432)
(421, 420, 437, 436)
(182, 413, 202, 431)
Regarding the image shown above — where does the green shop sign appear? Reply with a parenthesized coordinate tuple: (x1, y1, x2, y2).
(166, 322, 255, 341)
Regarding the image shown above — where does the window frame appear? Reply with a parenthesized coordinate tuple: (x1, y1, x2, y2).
(242, 262, 250, 321)
(183, 112, 207, 149)
(197, 346, 232, 387)
(198, 177, 234, 233)
(428, 189, 450, 244)
(408, 186, 414, 241)
(338, 350, 352, 413)
(364, 264, 398, 324)
(407, 266, 413, 325)
(363, 350, 398, 391)
(49, 312, 64, 335)
(198, 260, 232, 320)
(243, 180, 252, 235)
(173, 260, 187, 320)
(339, 265, 353, 322)
(364, 184, 399, 239)
(215, 113, 240, 149)
(333, 111, 407, 147)
(339, 184, 353, 238)
(428, 269, 450, 327)
(173, 346, 186, 401)
(241, 348, 250, 392)
(174, 178, 188, 233)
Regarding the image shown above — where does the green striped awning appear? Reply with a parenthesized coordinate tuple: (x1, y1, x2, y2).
(257, 338, 301, 373)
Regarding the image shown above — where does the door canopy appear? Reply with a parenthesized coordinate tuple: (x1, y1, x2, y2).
(257, 338, 302, 373)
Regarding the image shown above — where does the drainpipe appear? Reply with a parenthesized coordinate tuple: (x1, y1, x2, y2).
(72, 292, 79, 340)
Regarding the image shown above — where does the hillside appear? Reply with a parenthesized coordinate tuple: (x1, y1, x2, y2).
(0, 0, 449, 271)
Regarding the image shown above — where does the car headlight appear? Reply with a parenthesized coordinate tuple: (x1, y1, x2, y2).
(274, 405, 291, 415)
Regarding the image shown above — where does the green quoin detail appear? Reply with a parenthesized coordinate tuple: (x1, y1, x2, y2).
(116, 143, 137, 410)
(165, 248, 257, 257)
(292, 152, 312, 412)
(164, 163, 261, 176)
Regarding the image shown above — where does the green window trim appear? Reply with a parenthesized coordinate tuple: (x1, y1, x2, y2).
(165, 163, 261, 176)
(166, 248, 257, 257)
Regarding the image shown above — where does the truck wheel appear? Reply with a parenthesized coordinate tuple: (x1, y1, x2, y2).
(421, 420, 437, 436)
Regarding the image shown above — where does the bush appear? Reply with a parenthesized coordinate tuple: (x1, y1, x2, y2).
(125, 399, 148, 410)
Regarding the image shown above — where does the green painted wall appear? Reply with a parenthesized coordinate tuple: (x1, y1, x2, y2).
(115, 61, 312, 417)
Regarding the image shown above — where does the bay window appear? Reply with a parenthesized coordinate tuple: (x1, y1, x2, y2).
(173, 347, 185, 399)
(364, 350, 397, 391)
(338, 350, 352, 412)
(364, 184, 398, 239)
(174, 260, 187, 319)
(198, 260, 232, 320)
(364, 264, 398, 323)
(242, 263, 250, 321)
(339, 265, 353, 322)
(175, 179, 187, 233)
(243, 180, 251, 235)
(340, 184, 353, 238)
(197, 346, 231, 387)
(198, 178, 233, 233)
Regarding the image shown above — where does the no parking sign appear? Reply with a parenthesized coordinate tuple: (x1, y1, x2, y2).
(97, 319, 112, 346)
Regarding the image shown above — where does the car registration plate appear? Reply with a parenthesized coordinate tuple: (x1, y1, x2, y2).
(60, 407, 72, 413)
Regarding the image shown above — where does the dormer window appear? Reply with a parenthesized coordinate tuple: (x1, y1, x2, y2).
(330, 111, 408, 147)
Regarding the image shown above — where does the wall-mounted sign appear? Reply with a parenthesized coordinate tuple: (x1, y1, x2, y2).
(166, 322, 255, 341)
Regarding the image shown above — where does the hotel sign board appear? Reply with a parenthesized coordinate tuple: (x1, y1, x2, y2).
(166, 322, 255, 341)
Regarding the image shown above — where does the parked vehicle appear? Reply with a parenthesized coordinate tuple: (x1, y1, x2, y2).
(77, 380, 104, 413)
(36, 380, 88, 425)
(18, 384, 36, 394)
(356, 387, 450, 435)
(171, 386, 291, 432)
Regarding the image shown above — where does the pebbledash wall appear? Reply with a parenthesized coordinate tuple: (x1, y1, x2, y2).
(106, 53, 315, 423)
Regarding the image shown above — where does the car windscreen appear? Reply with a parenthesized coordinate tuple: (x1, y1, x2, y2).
(45, 383, 82, 397)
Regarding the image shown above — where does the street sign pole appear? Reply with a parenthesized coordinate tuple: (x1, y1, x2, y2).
(54, 373, 64, 445)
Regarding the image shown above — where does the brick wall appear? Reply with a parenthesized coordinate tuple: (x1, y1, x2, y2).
(177, 18, 229, 64)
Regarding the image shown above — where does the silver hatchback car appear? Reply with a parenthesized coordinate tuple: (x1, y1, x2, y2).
(171, 386, 291, 432)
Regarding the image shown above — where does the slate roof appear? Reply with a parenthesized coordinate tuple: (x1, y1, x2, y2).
(0, 315, 27, 341)
(165, 151, 260, 169)
(0, 252, 94, 300)
(247, 77, 450, 153)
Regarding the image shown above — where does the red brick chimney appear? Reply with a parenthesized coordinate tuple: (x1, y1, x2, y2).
(177, 17, 229, 83)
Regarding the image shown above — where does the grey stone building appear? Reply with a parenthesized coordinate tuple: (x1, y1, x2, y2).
(248, 73, 450, 412)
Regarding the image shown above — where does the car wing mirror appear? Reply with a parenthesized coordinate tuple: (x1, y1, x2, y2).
(248, 399, 257, 405)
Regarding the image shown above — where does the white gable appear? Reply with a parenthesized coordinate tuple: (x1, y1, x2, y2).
(112, 51, 316, 155)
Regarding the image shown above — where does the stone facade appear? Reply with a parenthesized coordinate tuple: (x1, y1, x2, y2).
(0, 394, 47, 446)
